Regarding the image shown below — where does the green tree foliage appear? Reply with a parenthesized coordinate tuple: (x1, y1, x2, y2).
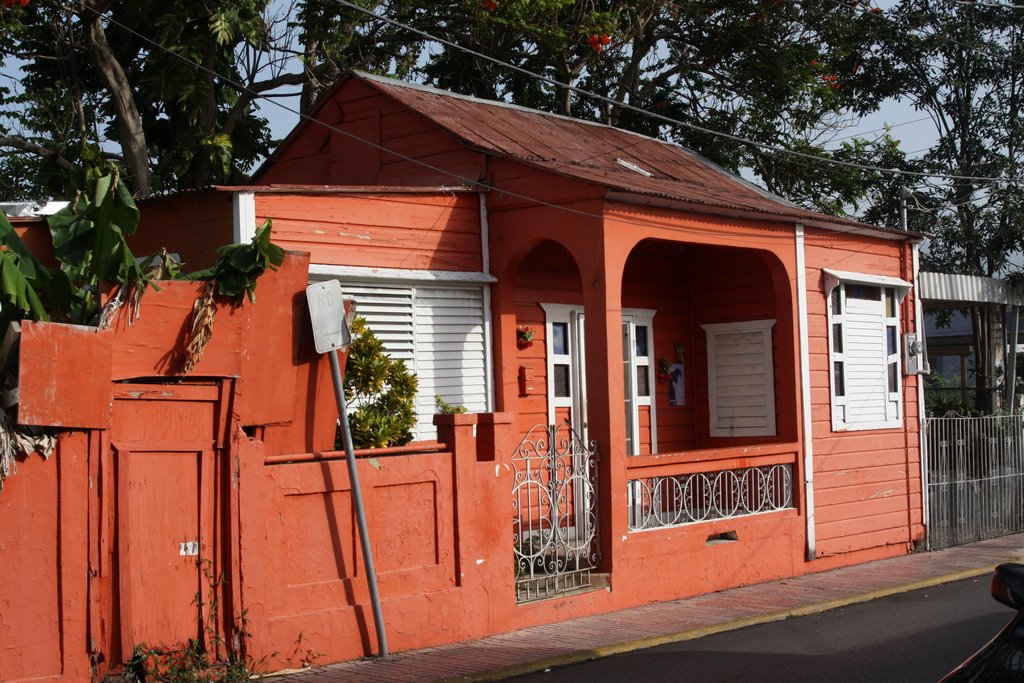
(342, 316, 418, 449)
(873, 1, 1024, 409)
(878, 1, 1024, 277)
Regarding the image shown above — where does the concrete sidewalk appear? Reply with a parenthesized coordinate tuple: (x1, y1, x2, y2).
(270, 533, 1024, 683)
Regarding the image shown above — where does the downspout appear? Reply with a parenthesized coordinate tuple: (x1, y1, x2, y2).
(795, 223, 816, 561)
(1007, 305, 1019, 414)
(232, 191, 256, 245)
(480, 191, 496, 411)
(905, 188, 930, 543)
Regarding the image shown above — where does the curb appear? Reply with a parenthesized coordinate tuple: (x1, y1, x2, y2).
(443, 564, 1007, 683)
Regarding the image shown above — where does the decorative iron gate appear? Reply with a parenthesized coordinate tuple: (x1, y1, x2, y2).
(512, 423, 600, 603)
(926, 413, 1024, 549)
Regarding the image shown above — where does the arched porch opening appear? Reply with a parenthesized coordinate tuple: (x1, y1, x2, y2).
(510, 240, 587, 439)
(619, 237, 802, 536)
(619, 238, 798, 456)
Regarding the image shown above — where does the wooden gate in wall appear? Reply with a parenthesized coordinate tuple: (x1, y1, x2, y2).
(108, 380, 234, 657)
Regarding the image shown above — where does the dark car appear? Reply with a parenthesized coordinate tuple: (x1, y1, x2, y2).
(942, 563, 1024, 681)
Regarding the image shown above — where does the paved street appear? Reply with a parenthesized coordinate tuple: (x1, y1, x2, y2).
(274, 533, 1024, 683)
(511, 576, 1010, 682)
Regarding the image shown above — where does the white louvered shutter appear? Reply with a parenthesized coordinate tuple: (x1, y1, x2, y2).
(413, 287, 488, 439)
(341, 284, 415, 365)
(843, 296, 887, 425)
(338, 282, 488, 441)
(703, 320, 777, 437)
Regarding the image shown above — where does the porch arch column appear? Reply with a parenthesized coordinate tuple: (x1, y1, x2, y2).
(578, 232, 630, 572)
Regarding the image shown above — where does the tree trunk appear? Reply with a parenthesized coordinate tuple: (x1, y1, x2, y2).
(184, 34, 220, 188)
(82, 10, 151, 197)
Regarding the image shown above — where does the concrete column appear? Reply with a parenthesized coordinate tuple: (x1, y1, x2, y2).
(578, 232, 629, 573)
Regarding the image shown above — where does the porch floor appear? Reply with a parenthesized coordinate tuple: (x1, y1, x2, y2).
(270, 534, 1024, 682)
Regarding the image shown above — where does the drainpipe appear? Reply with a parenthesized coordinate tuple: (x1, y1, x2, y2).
(480, 191, 496, 411)
(795, 223, 816, 561)
(904, 187, 931, 539)
(899, 187, 912, 233)
(1008, 305, 1019, 414)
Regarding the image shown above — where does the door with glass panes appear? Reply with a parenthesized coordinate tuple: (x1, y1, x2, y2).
(541, 305, 656, 454)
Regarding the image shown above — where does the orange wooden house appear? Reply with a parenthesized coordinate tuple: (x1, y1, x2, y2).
(139, 68, 927, 646)
(1, 71, 929, 679)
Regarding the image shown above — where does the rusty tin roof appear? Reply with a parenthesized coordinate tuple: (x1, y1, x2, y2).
(264, 71, 920, 241)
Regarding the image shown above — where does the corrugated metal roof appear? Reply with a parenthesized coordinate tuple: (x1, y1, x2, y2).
(352, 72, 918, 240)
(919, 271, 1024, 306)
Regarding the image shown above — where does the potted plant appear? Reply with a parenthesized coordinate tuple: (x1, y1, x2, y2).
(516, 325, 535, 350)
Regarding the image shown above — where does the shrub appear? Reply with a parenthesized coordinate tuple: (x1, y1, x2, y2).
(434, 394, 468, 415)
(338, 316, 418, 449)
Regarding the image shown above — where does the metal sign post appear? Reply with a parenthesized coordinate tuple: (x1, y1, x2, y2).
(305, 281, 388, 657)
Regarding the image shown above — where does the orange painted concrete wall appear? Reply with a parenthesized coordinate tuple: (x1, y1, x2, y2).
(253, 191, 483, 272)
(0, 433, 91, 683)
(256, 80, 485, 187)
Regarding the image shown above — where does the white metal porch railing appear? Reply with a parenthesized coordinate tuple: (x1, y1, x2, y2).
(627, 463, 794, 532)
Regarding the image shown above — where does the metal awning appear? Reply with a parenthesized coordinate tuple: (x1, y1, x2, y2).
(822, 268, 913, 302)
(919, 272, 1024, 306)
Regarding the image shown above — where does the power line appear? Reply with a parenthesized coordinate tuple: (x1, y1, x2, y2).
(333, 0, 1018, 186)
(67, 2, 840, 246)
(954, 1, 1024, 10)
(828, 115, 933, 145)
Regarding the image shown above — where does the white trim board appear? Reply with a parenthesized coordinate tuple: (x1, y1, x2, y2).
(309, 263, 497, 284)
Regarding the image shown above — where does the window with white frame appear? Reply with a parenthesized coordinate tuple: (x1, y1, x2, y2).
(539, 304, 656, 452)
(318, 281, 490, 441)
(539, 304, 586, 433)
(702, 319, 776, 438)
(622, 311, 656, 455)
(825, 270, 910, 431)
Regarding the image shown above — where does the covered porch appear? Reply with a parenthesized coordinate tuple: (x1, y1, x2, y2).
(489, 197, 808, 604)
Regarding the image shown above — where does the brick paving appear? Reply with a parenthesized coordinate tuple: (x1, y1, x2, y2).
(266, 534, 1024, 683)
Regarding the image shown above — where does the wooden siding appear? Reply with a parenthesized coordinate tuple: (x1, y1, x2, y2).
(134, 191, 234, 270)
(803, 228, 923, 556)
(255, 192, 482, 272)
(622, 240, 696, 453)
(257, 80, 485, 186)
(688, 246, 788, 448)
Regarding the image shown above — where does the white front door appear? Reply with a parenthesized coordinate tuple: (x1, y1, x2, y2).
(541, 305, 656, 453)
(541, 304, 589, 441)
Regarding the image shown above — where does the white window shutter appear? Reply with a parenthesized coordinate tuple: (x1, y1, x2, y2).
(340, 284, 415, 365)
(702, 320, 777, 437)
(843, 297, 887, 425)
(413, 287, 488, 439)
(331, 283, 488, 442)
